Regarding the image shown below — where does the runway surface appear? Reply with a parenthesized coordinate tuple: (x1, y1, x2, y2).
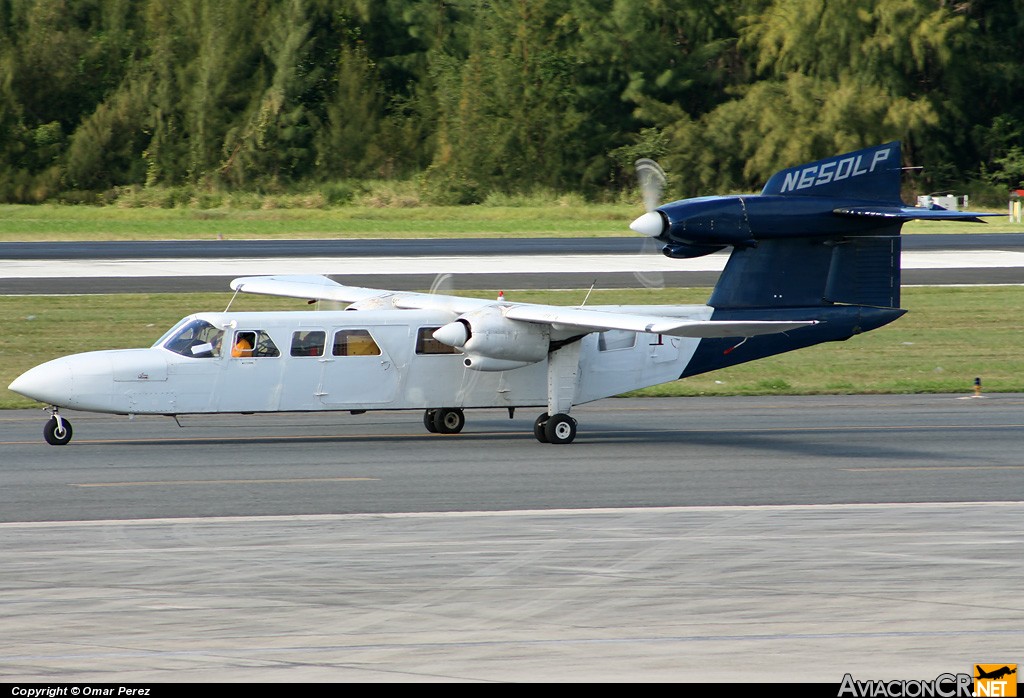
(2, 396, 1022, 681)
(4, 234, 1024, 293)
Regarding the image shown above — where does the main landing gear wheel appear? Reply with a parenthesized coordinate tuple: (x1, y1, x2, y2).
(543, 413, 577, 445)
(533, 413, 550, 443)
(431, 408, 465, 434)
(423, 409, 439, 433)
(43, 416, 72, 446)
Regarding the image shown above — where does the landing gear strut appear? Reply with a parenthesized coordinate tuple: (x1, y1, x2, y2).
(534, 340, 583, 444)
(43, 410, 73, 446)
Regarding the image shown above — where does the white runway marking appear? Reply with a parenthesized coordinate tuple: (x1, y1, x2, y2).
(3, 250, 1024, 278)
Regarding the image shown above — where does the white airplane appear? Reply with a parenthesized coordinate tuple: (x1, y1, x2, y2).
(9, 142, 991, 445)
(7, 278, 814, 445)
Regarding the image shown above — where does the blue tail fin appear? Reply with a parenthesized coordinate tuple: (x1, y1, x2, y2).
(713, 142, 907, 311)
(677, 142, 946, 378)
(708, 235, 901, 310)
(760, 142, 902, 202)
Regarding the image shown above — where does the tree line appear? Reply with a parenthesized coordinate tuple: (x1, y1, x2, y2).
(1, 0, 1022, 205)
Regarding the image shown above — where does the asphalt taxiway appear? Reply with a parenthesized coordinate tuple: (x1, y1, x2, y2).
(3, 395, 1024, 521)
(1, 395, 1022, 681)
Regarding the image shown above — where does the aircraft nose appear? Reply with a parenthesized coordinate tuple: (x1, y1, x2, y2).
(629, 211, 665, 237)
(9, 360, 74, 406)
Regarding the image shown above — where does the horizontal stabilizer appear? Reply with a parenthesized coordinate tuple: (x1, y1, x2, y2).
(833, 206, 997, 223)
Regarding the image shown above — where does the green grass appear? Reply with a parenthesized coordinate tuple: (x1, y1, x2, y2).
(2, 286, 1022, 409)
(0, 203, 636, 240)
(0, 202, 1020, 241)
(629, 285, 1024, 397)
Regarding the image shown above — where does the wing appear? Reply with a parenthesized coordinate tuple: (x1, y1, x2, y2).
(501, 305, 815, 338)
(230, 275, 817, 339)
(229, 274, 492, 314)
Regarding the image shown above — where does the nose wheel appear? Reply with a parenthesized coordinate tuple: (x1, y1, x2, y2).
(43, 413, 73, 446)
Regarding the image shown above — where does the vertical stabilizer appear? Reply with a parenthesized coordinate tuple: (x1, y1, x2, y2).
(760, 142, 902, 202)
(709, 230, 901, 310)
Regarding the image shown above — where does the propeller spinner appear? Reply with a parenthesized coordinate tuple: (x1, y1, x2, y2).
(630, 158, 668, 238)
(629, 211, 665, 237)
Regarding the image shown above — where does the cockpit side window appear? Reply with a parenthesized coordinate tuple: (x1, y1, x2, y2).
(232, 331, 255, 357)
(163, 319, 224, 358)
(232, 330, 280, 358)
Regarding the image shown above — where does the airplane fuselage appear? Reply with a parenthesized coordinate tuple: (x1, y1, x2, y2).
(11, 307, 713, 416)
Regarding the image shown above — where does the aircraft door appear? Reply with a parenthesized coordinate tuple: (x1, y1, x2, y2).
(318, 326, 402, 406)
(218, 329, 285, 411)
(642, 332, 685, 386)
(647, 334, 681, 364)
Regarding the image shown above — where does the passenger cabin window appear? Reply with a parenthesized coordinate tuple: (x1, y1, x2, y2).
(291, 330, 326, 357)
(598, 330, 637, 352)
(416, 327, 462, 355)
(232, 330, 280, 358)
(163, 319, 224, 358)
(333, 329, 381, 356)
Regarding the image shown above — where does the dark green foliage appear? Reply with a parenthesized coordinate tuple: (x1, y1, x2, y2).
(0, 0, 1022, 203)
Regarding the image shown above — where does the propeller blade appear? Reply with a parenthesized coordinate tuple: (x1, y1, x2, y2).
(635, 158, 667, 213)
(633, 236, 666, 289)
(428, 272, 454, 296)
(630, 158, 669, 287)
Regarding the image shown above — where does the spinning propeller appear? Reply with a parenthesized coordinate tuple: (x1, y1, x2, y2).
(631, 158, 668, 238)
(630, 158, 669, 289)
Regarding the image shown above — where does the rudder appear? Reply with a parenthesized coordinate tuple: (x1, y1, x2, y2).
(708, 230, 901, 310)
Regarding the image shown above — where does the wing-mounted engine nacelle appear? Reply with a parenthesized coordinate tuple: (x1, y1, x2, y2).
(433, 308, 550, 372)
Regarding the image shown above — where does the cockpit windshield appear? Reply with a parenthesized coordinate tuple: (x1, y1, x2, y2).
(151, 316, 191, 349)
(161, 318, 225, 358)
